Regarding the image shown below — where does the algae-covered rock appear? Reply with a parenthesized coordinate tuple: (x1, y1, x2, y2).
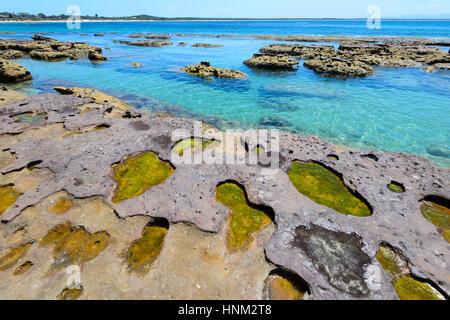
(420, 198, 450, 243)
(376, 244, 445, 300)
(181, 62, 248, 79)
(112, 152, 174, 204)
(244, 54, 299, 70)
(304, 57, 375, 78)
(288, 161, 371, 217)
(0, 50, 25, 60)
(126, 221, 168, 274)
(216, 182, 273, 251)
(260, 44, 335, 60)
(0, 59, 32, 83)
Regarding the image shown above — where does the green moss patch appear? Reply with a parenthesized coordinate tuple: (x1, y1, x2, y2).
(288, 162, 371, 217)
(112, 152, 174, 204)
(0, 241, 33, 272)
(376, 244, 445, 300)
(41, 223, 110, 271)
(387, 182, 405, 193)
(0, 185, 22, 216)
(216, 182, 273, 252)
(172, 138, 218, 156)
(126, 221, 168, 274)
(420, 199, 450, 243)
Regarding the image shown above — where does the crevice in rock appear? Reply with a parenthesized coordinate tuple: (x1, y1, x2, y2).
(264, 267, 311, 300)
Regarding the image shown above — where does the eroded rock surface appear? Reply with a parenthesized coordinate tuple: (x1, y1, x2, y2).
(304, 58, 375, 78)
(182, 62, 248, 79)
(0, 91, 448, 300)
(244, 54, 299, 70)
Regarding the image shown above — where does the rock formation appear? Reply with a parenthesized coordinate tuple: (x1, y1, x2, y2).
(0, 89, 447, 300)
(0, 59, 32, 83)
(304, 57, 375, 78)
(181, 62, 248, 79)
(244, 54, 299, 70)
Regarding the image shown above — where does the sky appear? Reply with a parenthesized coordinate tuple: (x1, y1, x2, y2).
(1, 0, 449, 18)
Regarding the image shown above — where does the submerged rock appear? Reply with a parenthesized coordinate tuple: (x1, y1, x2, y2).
(304, 57, 375, 78)
(181, 61, 248, 79)
(244, 54, 299, 70)
(0, 59, 32, 83)
(114, 40, 173, 47)
(191, 43, 223, 48)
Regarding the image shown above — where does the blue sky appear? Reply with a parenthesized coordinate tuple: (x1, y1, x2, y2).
(2, 0, 449, 18)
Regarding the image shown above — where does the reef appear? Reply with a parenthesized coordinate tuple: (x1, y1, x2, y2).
(114, 40, 173, 47)
(181, 62, 248, 79)
(244, 54, 299, 70)
(304, 57, 375, 78)
(0, 89, 448, 300)
(0, 37, 107, 61)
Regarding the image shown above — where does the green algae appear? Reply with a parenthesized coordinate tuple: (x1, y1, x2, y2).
(41, 222, 111, 271)
(376, 245, 445, 300)
(13, 260, 33, 275)
(420, 200, 450, 243)
(252, 146, 265, 155)
(112, 152, 174, 204)
(288, 162, 371, 217)
(49, 198, 74, 215)
(126, 222, 168, 274)
(268, 275, 306, 300)
(327, 154, 339, 161)
(0, 185, 22, 216)
(11, 112, 47, 123)
(0, 241, 33, 272)
(57, 287, 83, 300)
(388, 182, 405, 193)
(172, 138, 218, 156)
(216, 182, 273, 251)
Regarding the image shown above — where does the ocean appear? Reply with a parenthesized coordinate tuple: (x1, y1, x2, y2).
(1, 20, 449, 166)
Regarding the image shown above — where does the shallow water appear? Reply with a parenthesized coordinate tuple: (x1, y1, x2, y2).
(1, 21, 449, 167)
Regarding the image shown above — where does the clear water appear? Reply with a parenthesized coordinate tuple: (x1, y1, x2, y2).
(1, 21, 449, 167)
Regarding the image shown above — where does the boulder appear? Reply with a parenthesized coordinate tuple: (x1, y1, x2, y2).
(304, 57, 375, 78)
(181, 62, 248, 79)
(0, 50, 25, 60)
(88, 50, 108, 61)
(29, 50, 76, 61)
(244, 54, 299, 70)
(0, 59, 32, 83)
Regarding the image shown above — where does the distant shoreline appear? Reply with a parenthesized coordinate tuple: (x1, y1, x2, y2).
(1, 18, 450, 23)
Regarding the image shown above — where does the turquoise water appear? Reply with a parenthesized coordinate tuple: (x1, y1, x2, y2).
(1, 21, 449, 166)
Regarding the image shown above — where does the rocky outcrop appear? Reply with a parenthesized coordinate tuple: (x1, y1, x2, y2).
(260, 44, 335, 60)
(88, 50, 108, 61)
(0, 49, 25, 60)
(304, 57, 375, 78)
(0, 91, 448, 300)
(0, 38, 104, 61)
(0, 59, 32, 83)
(191, 43, 223, 48)
(128, 33, 172, 40)
(244, 54, 299, 70)
(114, 40, 173, 47)
(181, 61, 248, 79)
